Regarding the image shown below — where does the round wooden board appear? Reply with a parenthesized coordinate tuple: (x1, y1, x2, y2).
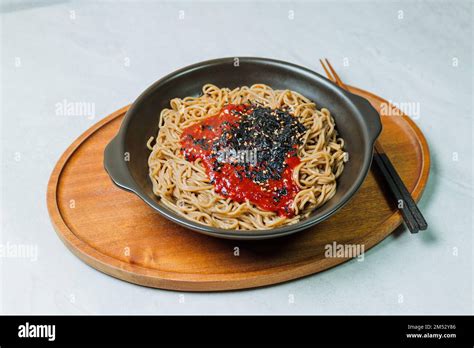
(47, 86, 430, 291)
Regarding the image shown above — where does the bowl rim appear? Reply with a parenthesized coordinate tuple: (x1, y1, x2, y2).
(105, 57, 381, 240)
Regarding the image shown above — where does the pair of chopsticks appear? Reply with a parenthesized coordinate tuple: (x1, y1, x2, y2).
(319, 58, 427, 233)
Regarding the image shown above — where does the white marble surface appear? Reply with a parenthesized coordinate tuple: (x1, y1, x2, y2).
(1, 0, 472, 314)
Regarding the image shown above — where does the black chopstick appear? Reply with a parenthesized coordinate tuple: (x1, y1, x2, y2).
(318, 58, 427, 233)
(374, 143, 428, 231)
(372, 152, 420, 233)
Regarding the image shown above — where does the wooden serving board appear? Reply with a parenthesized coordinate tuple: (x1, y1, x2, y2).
(47, 86, 430, 291)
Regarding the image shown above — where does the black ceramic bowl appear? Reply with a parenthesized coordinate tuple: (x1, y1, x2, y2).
(104, 57, 382, 240)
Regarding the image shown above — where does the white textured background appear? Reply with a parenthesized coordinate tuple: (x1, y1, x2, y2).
(1, 0, 472, 314)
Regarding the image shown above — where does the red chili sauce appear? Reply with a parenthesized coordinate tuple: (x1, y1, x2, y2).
(180, 104, 306, 217)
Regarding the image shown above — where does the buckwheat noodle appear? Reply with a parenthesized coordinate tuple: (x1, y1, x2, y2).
(147, 84, 347, 230)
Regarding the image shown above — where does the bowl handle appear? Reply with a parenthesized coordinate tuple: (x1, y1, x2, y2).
(351, 94, 383, 144)
(103, 135, 135, 192)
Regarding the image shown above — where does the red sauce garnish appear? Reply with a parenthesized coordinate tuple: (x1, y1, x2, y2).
(180, 104, 305, 217)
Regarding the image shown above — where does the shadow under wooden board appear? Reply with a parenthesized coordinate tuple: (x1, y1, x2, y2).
(47, 86, 430, 292)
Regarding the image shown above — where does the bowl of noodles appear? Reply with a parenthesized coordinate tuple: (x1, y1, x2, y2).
(104, 57, 382, 240)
